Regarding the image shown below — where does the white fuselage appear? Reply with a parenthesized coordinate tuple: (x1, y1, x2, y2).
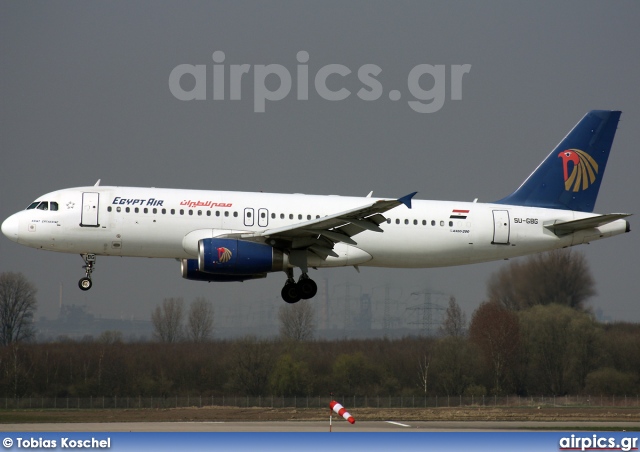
(2, 186, 628, 271)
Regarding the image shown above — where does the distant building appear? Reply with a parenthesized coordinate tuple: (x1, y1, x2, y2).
(36, 304, 153, 342)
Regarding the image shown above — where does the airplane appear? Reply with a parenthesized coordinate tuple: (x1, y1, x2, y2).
(1, 110, 632, 303)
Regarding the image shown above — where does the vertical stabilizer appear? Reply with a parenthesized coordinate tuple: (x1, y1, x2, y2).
(495, 110, 621, 212)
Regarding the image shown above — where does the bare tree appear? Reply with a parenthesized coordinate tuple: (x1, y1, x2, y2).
(487, 249, 596, 311)
(440, 296, 466, 337)
(187, 297, 214, 342)
(98, 330, 123, 345)
(151, 297, 184, 343)
(228, 336, 275, 396)
(468, 301, 520, 394)
(278, 301, 315, 341)
(0, 272, 38, 346)
(417, 353, 430, 396)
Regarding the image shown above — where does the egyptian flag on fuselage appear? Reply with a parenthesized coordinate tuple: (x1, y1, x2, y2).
(450, 209, 469, 220)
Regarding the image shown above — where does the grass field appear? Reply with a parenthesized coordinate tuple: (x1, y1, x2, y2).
(1, 406, 639, 425)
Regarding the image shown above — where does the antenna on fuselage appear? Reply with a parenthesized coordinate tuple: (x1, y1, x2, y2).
(94, 179, 101, 186)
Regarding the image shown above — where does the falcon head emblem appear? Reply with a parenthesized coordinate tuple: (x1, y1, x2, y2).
(558, 149, 599, 192)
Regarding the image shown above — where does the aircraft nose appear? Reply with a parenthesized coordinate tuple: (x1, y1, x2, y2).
(1, 214, 20, 243)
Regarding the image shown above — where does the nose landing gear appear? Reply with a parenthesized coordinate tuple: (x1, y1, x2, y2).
(78, 254, 96, 291)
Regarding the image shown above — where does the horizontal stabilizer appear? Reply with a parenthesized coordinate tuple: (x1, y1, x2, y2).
(544, 213, 632, 236)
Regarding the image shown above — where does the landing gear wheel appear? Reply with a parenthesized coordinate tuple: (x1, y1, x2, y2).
(298, 278, 317, 299)
(281, 282, 301, 304)
(79, 253, 96, 291)
(78, 277, 92, 291)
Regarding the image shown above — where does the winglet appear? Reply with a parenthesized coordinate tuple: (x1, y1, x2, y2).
(397, 192, 417, 209)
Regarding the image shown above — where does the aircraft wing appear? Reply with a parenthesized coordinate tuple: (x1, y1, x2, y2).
(225, 192, 416, 260)
(544, 213, 632, 236)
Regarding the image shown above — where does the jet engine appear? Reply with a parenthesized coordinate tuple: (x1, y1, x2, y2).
(180, 258, 267, 282)
(182, 238, 285, 281)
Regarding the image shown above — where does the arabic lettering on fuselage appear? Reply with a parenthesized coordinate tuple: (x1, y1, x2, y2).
(180, 200, 233, 208)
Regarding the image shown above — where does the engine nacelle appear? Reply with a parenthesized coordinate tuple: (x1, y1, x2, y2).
(181, 259, 267, 282)
(198, 238, 284, 275)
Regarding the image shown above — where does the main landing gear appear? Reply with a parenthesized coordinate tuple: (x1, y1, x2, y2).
(281, 269, 318, 303)
(78, 253, 96, 291)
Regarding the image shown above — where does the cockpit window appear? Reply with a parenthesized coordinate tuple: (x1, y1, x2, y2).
(27, 201, 58, 211)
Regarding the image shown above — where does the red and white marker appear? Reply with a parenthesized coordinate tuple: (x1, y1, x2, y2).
(330, 400, 356, 424)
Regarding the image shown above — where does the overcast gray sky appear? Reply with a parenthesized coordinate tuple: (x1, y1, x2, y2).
(1, 1, 639, 327)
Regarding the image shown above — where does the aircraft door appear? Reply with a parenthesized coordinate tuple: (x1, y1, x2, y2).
(492, 210, 510, 245)
(244, 208, 254, 227)
(258, 208, 268, 227)
(80, 192, 100, 227)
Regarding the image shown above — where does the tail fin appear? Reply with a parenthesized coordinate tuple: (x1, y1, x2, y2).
(495, 110, 621, 212)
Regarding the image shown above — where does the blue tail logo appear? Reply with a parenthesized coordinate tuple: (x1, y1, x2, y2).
(495, 110, 621, 212)
(559, 149, 598, 192)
